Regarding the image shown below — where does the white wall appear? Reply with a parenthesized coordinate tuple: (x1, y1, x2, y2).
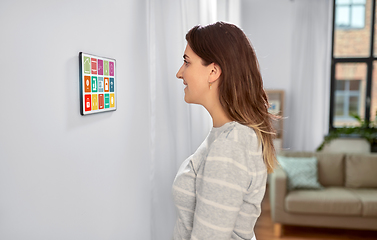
(0, 0, 151, 239)
(241, 0, 295, 149)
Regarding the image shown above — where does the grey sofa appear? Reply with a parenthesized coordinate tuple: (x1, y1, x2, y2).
(269, 151, 377, 237)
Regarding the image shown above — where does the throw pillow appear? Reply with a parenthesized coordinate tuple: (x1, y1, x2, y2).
(277, 156, 324, 190)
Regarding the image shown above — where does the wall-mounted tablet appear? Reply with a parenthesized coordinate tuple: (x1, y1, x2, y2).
(79, 52, 117, 115)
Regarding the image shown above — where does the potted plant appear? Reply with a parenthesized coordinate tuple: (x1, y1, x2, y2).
(317, 114, 377, 152)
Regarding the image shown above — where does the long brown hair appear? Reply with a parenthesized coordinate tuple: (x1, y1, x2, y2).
(186, 22, 277, 173)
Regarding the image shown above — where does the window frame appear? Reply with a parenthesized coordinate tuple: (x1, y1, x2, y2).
(329, 0, 376, 130)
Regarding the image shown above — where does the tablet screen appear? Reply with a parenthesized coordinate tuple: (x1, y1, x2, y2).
(79, 52, 117, 115)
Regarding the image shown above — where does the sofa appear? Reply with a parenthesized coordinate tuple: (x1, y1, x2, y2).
(269, 151, 377, 237)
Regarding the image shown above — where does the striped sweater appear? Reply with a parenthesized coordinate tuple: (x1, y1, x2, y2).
(172, 121, 267, 240)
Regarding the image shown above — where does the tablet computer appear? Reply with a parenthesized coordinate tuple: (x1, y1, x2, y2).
(79, 52, 117, 115)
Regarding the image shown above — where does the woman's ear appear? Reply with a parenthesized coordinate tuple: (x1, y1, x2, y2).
(209, 63, 222, 83)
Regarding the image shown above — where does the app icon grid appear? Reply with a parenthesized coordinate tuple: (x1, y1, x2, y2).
(80, 53, 116, 115)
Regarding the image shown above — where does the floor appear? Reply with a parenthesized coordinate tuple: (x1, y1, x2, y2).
(254, 186, 377, 240)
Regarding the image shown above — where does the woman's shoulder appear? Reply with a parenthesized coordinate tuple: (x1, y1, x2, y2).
(208, 121, 264, 170)
(219, 121, 259, 146)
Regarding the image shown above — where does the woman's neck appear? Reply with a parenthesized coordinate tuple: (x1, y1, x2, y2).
(204, 102, 232, 128)
(212, 117, 233, 128)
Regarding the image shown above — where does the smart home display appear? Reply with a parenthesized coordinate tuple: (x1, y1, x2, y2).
(79, 52, 117, 115)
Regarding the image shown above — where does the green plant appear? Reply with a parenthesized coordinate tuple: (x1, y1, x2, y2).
(316, 114, 377, 151)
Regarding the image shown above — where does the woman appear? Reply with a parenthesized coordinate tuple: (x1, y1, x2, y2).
(172, 22, 277, 240)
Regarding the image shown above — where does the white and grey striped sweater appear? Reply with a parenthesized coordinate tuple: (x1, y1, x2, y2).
(172, 121, 267, 240)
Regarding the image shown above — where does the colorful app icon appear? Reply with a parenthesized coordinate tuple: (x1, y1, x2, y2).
(110, 78, 114, 92)
(85, 94, 91, 111)
(99, 94, 104, 109)
(84, 56, 91, 74)
(91, 58, 97, 74)
(109, 62, 114, 76)
(98, 59, 103, 75)
(104, 78, 109, 92)
(105, 94, 110, 108)
(92, 94, 98, 110)
(104, 61, 109, 76)
(110, 93, 115, 108)
(98, 77, 104, 92)
(91, 76, 98, 92)
(84, 76, 91, 92)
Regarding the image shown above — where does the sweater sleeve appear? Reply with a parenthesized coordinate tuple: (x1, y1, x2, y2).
(190, 138, 252, 240)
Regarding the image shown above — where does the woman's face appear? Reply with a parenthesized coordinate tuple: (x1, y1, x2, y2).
(176, 44, 213, 105)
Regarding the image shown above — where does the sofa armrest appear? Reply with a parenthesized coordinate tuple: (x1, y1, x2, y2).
(269, 166, 287, 222)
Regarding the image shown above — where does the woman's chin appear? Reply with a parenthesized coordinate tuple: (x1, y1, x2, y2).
(184, 94, 192, 103)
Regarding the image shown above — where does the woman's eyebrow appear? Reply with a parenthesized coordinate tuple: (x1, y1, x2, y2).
(183, 54, 189, 59)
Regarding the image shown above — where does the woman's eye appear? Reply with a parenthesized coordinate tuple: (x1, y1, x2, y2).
(184, 60, 189, 65)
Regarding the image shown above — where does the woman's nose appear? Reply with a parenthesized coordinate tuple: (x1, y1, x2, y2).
(176, 65, 183, 79)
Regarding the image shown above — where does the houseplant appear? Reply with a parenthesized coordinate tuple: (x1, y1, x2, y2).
(317, 115, 377, 152)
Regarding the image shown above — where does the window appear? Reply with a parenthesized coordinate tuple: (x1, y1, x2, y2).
(335, 80, 361, 122)
(336, 0, 366, 29)
(329, 0, 377, 128)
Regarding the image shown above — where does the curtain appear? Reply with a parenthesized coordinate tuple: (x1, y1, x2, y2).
(286, 0, 333, 152)
(147, 1, 222, 239)
(147, 1, 240, 239)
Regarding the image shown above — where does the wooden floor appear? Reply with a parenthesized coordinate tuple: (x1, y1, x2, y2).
(254, 186, 377, 240)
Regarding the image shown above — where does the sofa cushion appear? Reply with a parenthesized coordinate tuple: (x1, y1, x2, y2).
(285, 187, 362, 216)
(279, 152, 344, 187)
(348, 189, 377, 217)
(315, 152, 344, 187)
(277, 156, 323, 190)
(345, 154, 377, 188)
